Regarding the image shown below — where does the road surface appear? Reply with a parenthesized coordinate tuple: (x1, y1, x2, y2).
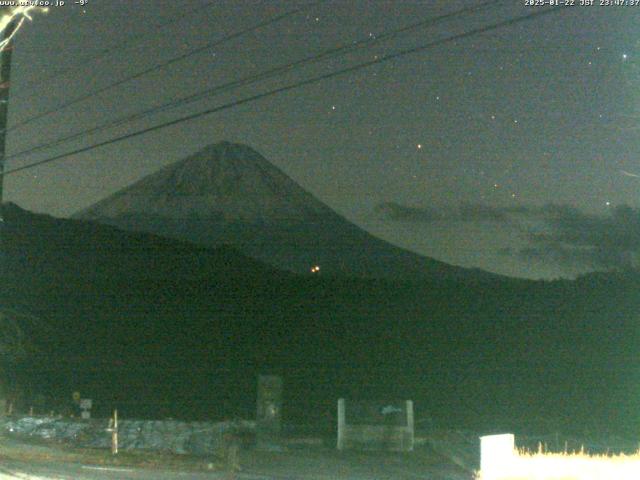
(0, 456, 471, 479)
(0, 460, 471, 480)
(0, 435, 473, 479)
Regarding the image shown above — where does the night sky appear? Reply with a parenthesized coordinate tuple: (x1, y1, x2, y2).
(3, 0, 639, 279)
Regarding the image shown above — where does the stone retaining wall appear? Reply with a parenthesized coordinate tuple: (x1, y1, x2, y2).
(0, 416, 255, 455)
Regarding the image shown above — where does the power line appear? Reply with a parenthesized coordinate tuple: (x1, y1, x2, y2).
(2, 6, 571, 178)
(7, 0, 325, 132)
(16, 0, 219, 94)
(6, 0, 503, 162)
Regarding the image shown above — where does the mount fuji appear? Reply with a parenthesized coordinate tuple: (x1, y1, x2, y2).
(75, 141, 493, 281)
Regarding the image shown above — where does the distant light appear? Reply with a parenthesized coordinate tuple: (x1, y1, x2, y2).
(417, 144, 422, 150)
(622, 53, 628, 60)
(310, 265, 320, 273)
(606, 201, 611, 206)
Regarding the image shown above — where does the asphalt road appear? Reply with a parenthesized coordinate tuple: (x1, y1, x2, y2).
(0, 462, 306, 480)
(0, 460, 230, 479)
(0, 435, 473, 480)
(0, 459, 471, 480)
(0, 457, 473, 480)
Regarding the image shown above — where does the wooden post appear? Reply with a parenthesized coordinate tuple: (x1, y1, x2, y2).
(108, 409, 118, 454)
(406, 400, 414, 451)
(112, 409, 118, 454)
(336, 398, 345, 450)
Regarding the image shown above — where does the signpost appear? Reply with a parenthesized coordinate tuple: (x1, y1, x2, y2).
(337, 398, 415, 451)
(79, 398, 92, 419)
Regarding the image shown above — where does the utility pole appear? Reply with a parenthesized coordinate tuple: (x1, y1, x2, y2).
(0, 9, 17, 224)
(0, 9, 16, 416)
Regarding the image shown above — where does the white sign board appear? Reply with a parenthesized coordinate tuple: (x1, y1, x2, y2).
(480, 433, 515, 477)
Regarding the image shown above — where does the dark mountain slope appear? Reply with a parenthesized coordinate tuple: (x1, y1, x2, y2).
(2, 204, 639, 434)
